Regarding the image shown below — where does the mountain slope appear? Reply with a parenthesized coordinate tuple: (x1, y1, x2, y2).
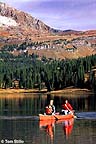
(0, 2, 96, 59)
(0, 2, 53, 47)
(0, 2, 51, 33)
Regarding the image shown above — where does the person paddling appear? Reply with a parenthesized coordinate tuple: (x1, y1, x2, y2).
(61, 100, 73, 115)
(45, 100, 55, 115)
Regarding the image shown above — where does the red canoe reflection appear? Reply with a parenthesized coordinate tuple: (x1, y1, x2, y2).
(39, 117, 74, 140)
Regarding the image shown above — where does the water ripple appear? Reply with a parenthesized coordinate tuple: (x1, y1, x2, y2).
(0, 116, 39, 120)
(76, 112, 96, 120)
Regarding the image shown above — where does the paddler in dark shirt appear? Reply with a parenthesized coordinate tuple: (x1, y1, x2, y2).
(45, 100, 55, 115)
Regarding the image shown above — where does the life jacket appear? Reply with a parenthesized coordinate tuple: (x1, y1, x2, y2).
(62, 103, 73, 111)
(45, 106, 52, 115)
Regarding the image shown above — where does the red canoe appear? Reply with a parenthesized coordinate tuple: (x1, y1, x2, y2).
(39, 119, 55, 128)
(39, 113, 74, 121)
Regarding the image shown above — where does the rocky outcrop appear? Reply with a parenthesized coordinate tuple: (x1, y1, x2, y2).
(0, 2, 51, 35)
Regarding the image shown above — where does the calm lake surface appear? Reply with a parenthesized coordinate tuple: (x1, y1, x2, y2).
(0, 92, 96, 144)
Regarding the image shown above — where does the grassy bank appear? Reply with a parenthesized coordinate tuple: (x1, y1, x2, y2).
(0, 87, 92, 94)
(0, 88, 47, 94)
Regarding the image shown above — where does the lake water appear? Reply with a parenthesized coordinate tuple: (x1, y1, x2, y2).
(0, 92, 96, 144)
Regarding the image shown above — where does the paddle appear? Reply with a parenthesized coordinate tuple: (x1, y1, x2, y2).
(69, 110, 77, 118)
(64, 103, 77, 118)
(73, 115, 77, 118)
(71, 110, 78, 118)
(53, 112, 77, 120)
(53, 115, 59, 120)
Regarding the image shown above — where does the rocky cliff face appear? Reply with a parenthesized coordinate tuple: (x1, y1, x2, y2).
(0, 2, 51, 33)
(0, 2, 52, 46)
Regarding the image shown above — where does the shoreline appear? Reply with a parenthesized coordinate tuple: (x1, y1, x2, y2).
(0, 87, 92, 94)
(49, 88, 92, 94)
(0, 88, 47, 94)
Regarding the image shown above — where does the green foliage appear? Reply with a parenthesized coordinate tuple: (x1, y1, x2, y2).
(0, 50, 96, 91)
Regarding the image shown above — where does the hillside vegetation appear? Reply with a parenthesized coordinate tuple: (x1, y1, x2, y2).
(0, 51, 96, 91)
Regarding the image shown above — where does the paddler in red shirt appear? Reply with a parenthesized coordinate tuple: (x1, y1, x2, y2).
(61, 100, 73, 115)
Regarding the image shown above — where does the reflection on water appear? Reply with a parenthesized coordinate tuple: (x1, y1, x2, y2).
(0, 92, 96, 144)
(0, 93, 47, 116)
(40, 119, 55, 140)
(77, 112, 96, 119)
(62, 118, 74, 140)
(0, 93, 96, 116)
(0, 118, 96, 144)
(39, 118, 74, 141)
